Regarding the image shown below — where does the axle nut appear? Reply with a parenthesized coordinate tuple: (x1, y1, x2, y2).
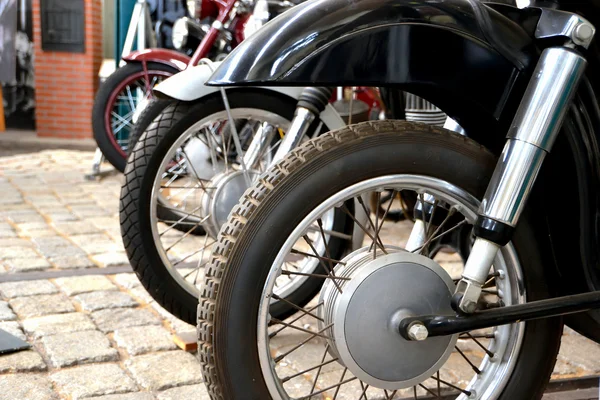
(575, 23, 594, 43)
(407, 322, 428, 341)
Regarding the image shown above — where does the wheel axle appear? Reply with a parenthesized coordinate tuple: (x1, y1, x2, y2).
(400, 291, 600, 339)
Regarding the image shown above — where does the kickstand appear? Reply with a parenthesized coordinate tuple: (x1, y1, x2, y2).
(85, 148, 114, 180)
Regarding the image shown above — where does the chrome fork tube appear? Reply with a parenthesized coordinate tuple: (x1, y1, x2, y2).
(456, 47, 588, 313)
(271, 107, 315, 164)
(271, 87, 334, 166)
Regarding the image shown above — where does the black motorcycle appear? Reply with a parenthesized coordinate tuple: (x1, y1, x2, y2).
(197, 0, 600, 399)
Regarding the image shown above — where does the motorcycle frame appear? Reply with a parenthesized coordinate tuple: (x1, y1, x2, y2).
(206, 0, 600, 337)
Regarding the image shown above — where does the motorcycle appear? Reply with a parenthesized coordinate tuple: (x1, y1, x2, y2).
(195, 0, 600, 399)
(92, 0, 274, 172)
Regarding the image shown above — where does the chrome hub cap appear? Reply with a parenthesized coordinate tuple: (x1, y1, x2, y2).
(200, 169, 261, 238)
(319, 247, 457, 390)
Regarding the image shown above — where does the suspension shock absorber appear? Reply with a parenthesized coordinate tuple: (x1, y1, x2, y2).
(455, 45, 589, 313)
(271, 87, 334, 165)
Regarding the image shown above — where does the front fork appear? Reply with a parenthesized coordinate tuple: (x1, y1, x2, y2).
(455, 47, 587, 313)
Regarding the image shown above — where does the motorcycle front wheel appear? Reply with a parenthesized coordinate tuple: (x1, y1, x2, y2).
(198, 121, 562, 400)
(121, 90, 352, 324)
(92, 62, 178, 172)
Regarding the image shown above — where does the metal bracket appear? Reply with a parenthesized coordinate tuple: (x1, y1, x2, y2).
(535, 8, 595, 48)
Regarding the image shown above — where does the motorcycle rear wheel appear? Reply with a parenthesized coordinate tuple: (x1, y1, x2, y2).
(198, 121, 562, 400)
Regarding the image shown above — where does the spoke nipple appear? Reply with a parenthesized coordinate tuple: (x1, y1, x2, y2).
(407, 322, 428, 341)
(497, 270, 506, 280)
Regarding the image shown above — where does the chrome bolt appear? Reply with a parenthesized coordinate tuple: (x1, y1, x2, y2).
(407, 322, 428, 341)
(575, 23, 594, 43)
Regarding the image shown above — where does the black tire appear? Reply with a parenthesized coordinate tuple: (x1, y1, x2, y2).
(126, 98, 173, 156)
(198, 121, 563, 400)
(92, 62, 178, 172)
(121, 90, 348, 324)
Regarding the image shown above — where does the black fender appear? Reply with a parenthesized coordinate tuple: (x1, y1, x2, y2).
(208, 0, 541, 138)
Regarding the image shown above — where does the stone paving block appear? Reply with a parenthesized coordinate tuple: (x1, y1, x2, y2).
(37, 244, 87, 258)
(89, 393, 155, 400)
(113, 325, 176, 356)
(0, 321, 26, 340)
(70, 205, 111, 218)
(7, 212, 45, 224)
(129, 287, 155, 305)
(114, 273, 142, 289)
(53, 221, 100, 235)
(22, 312, 96, 339)
(51, 363, 137, 400)
(0, 350, 47, 373)
(88, 216, 119, 231)
(126, 351, 203, 391)
(0, 238, 34, 247)
(559, 333, 600, 373)
(0, 246, 40, 259)
(92, 252, 131, 267)
(23, 229, 59, 238)
(0, 230, 17, 238)
(49, 255, 96, 269)
(0, 301, 16, 321)
(32, 236, 72, 248)
(41, 330, 119, 367)
(0, 374, 57, 400)
(54, 275, 117, 296)
(92, 308, 161, 333)
(74, 291, 138, 311)
(157, 384, 211, 400)
(4, 257, 52, 272)
(46, 212, 78, 222)
(10, 294, 75, 318)
(0, 279, 58, 298)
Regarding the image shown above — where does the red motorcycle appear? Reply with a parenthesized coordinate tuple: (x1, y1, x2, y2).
(92, 0, 269, 172)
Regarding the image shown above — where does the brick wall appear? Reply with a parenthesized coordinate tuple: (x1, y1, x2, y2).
(33, 0, 103, 139)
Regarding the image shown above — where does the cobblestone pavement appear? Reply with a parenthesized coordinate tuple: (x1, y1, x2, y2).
(0, 149, 599, 399)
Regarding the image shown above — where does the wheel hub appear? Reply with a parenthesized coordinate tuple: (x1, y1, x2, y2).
(319, 247, 457, 390)
(201, 169, 260, 237)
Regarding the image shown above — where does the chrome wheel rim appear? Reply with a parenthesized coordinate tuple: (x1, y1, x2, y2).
(149, 108, 336, 299)
(257, 175, 525, 400)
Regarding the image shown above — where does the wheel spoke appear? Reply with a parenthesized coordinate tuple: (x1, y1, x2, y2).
(429, 375, 471, 396)
(158, 204, 203, 237)
(359, 381, 369, 400)
(369, 190, 396, 253)
(462, 332, 494, 357)
(164, 214, 211, 251)
(270, 318, 331, 339)
(332, 368, 348, 400)
(418, 383, 440, 398)
(280, 269, 350, 281)
(299, 376, 357, 399)
(307, 225, 353, 240)
(384, 389, 397, 400)
(454, 346, 481, 374)
(411, 219, 467, 254)
(271, 294, 323, 321)
(173, 243, 215, 267)
(356, 196, 386, 253)
(290, 248, 346, 265)
(417, 207, 456, 255)
(308, 345, 330, 397)
(274, 323, 333, 363)
(340, 204, 387, 254)
(281, 357, 338, 383)
(269, 303, 322, 339)
(302, 235, 344, 294)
